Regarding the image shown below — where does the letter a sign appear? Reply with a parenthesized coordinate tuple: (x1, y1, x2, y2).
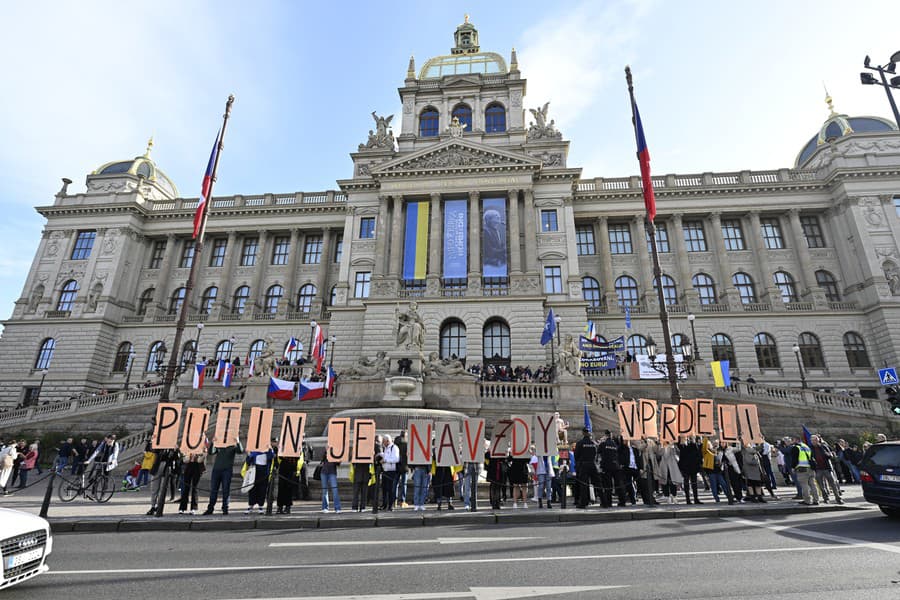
(879, 367, 899, 386)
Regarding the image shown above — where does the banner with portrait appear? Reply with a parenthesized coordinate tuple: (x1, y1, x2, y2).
(481, 197, 507, 278)
(443, 200, 468, 279)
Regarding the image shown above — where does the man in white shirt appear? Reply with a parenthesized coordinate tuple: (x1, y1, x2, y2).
(380, 434, 400, 511)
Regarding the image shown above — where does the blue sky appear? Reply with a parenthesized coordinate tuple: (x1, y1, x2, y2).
(1, 1, 897, 324)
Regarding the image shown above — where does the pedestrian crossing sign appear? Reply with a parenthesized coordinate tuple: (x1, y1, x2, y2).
(879, 367, 899, 386)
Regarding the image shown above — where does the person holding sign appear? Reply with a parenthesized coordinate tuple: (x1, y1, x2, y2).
(656, 443, 682, 504)
(740, 442, 767, 503)
(703, 439, 734, 505)
(320, 450, 342, 513)
(178, 453, 206, 515)
(678, 438, 703, 505)
(202, 439, 243, 516)
(243, 442, 275, 514)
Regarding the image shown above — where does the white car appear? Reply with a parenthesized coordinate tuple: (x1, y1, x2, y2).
(0, 508, 52, 589)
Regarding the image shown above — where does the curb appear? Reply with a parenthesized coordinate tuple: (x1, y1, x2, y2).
(47, 503, 863, 534)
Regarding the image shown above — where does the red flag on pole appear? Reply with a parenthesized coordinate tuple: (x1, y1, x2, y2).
(192, 130, 221, 239)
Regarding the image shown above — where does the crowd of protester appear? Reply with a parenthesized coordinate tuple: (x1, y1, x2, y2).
(467, 363, 554, 383)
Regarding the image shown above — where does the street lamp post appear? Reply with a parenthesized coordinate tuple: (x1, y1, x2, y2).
(687, 313, 701, 360)
(792, 344, 808, 389)
(193, 323, 205, 363)
(554, 315, 561, 346)
(860, 51, 900, 130)
(329, 335, 336, 368)
(124, 350, 136, 390)
(308, 321, 317, 363)
(37, 369, 49, 404)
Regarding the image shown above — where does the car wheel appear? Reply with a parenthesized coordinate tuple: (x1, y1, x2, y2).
(879, 506, 900, 518)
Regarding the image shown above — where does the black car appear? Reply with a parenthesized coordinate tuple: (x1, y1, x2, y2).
(860, 441, 900, 518)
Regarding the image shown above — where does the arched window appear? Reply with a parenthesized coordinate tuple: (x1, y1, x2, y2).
(582, 277, 602, 308)
(615, 276, 639, 308)
(146, 341, 165, 372)
(440, 320, 467, 360)
(330, 285, 338, 306)
(283, 339, 303, 363)
(200, 286, 218, 315)
(754, 333, 780, 369)
(653, 274, 678, 306)
(732, 272, 756, 304)
(671, 333, 688, 355)
(169, 287, 186, 315)
(483, 319, 510, 363)
(181, 340, 196, 369)
(297, 284, 316, 314)
(485, 103, 506, 133)
(112, 342, 133, 373)
(774, 271, 798, 303)
(627, 334, 649, 357)
(451, 103, 472, 131)
(57, 280, 79, 311)
(692, 273, 717, 305)
(710, 333, 736, 366)
(249, 339, 267, 362)
(798, 332, 825, 368)
(137, 288, 155, 316)
(265, 285, 283, 313)
(843, 332, 871, 368)
(419, 107, 439, 137)
(815, 270, 840, 302)
(215, 340, 234, 361)
(35, 338, 55, 370)
(232, 286, 250, 315)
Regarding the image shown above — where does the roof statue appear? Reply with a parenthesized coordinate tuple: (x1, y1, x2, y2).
(527, 101, 562, 140)
(360, 111, 395, 151)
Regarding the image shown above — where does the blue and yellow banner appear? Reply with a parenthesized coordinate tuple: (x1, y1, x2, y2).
(710, 360, 731, 388)
(403, 201, 429, 280)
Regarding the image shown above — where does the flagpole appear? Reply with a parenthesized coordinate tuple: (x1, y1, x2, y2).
(159, 95, 235, 403)
(625, 67, 681, 404)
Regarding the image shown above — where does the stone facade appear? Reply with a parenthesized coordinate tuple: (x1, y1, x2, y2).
(2, 20, 900, 408)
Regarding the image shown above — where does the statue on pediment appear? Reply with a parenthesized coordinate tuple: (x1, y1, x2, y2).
(360, 111, 395, 151)
(527, 101, 562, 141)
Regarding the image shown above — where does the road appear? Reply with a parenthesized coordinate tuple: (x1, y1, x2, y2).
(9, 510, 900, 599)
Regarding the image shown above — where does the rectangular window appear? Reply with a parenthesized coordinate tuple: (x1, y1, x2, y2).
(334, 235, 343, 263)
(683, 221, 707, 252)
(575, 224, 596, 255)
(71, 231, 96, 260)
(800, 215, 826, 248)
(894, 196, 900, 217)
(721, 219, 746, 250)
(240, 237, 258, 266)
(271, 236, 290, 265)
(149, 240, 166, 269)
(609, 223, 633, 254)
(354, 271, 371, 298)
(209, 238, 227, 267)
(304, 235, 323, 264)
(540, 210, 559, 232)
(22, 387, 41, 408)
(761, 217, 785, 249)
(645, 222, 669, 253)
(359, 217, 376, 239)
(179, 240, 195, 268)
(544, 266, 563, 294)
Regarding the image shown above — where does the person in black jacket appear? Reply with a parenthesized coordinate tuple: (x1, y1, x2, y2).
(678, 438, 703, 504)
(598, 431, 626, 507)
(147, 448, 181, 515)
(574, 428, 602, 509)
(617, 438, 640, 505)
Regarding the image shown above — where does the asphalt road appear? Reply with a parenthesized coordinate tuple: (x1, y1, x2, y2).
(10, 511, 900, 600)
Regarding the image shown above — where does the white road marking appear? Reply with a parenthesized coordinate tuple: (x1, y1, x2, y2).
(218, 586, 626, 600)
(269, 537, 541, 547)
(726, 517, 900, 554)
(47, 543, 868, 576)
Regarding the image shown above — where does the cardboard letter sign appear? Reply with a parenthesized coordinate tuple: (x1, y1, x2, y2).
(153, 403, 182, 449)
(408, 419, 433, 464)
(279, 412, 306, 458)
(326, 417, 351, 462)
(660, 404, 678, 445)
(246, 407, 274, 453)
(677, 399, 696, 438)
(213, 402, 242, 448)
(534, 413, 556, 456)
(617, 401, 638, 440)
(737, 404, 763, 444)
(435, 421, 460, 466)
(639, 399, 658, 439)
(695, 398, 715, 436)
(491, 420, 513, 457)
(717, 404, 739, 443)
(179, 407, 209, 455)
(352, 419, 376, 463)
(510, 415, 531, 458)
(462, 418, 485, 463)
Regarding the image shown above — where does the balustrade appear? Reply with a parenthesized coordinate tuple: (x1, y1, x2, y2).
(478, 381, 555, 401)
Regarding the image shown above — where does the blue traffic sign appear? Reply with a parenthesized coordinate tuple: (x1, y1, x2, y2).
(879, 367, 899, 386)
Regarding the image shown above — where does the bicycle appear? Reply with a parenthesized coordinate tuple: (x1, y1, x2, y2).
(57, 462, 116, 503)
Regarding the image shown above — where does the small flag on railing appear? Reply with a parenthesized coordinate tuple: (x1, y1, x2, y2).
(214, 359, 226, 380)
(326, 365, 336, 395)
(298, 379, 325, 401)
(267, 376, 295, 400)
(192, 363, 205, 390)
(710, 360, 731, 388)
(284, 337, 299, 359)
(222, 363, 234, 388)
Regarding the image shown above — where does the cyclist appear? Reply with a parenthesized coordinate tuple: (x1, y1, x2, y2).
(84, 434, 120, 478)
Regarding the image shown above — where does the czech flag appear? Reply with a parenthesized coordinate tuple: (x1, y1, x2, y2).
(267, 376, 295, 400)
(710, 360, 731, 388)
(298, 378, 325, 401)
(631, 98, 656, 222)
(193, 130, 221, 239)
(192, 363, 205, 390)
(246, 356, 255, 378)
(326, 365, 336, 395)
(214, 359, 227, 380)
(284, 336, 299, 359)
(584, 321, 598, 342)
(312, 325, 325, 372)
(222, 363, 234, 388)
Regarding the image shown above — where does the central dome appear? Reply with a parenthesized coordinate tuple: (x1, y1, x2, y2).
(420, 16, 507, 79)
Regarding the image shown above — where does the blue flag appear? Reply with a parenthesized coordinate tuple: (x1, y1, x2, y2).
(540, 308, 556, 346)
(625, 307, 631, 329)
(801, 425, 813, 446)
(583, 403, 593, 433)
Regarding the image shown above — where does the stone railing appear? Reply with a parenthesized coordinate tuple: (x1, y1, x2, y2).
(0, 386, 163, 428)
(713, 382, 883, 417)
(829, 301, 858, 311)
(785, 302, 814, 311)
(147, 191, 345, 212)
(574, 168, 818, 194)
(478, 381, 555, 401)
(700, 303, 729, 313)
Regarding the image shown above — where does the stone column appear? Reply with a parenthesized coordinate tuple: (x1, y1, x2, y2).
(708, 212, 736, 305)
(670, 214, 697, 308)
(595, 216, 618, 311)
(216, 231, 239, 313)
(250, 229, 270, 312)
(787, 208, 817, 301)
(389, 196, 405, 278)
(427, 193, 442, 294)
(522, 189, 538, 273)
(633, 215, 654, 304)
(153, 233, 178, 314)
(315, 228, 333, 315)
(468, 190, 481, 290)
(747, 211, 780, 306)
(282, 228, 301, 313)
(508, 189, 522, 275)
(374, 195, 389, 276)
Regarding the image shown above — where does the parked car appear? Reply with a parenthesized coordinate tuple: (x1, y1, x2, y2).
(859, 440, 900, 518)
(0, 508, 52, 589)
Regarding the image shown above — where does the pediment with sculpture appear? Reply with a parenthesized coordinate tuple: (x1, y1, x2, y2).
(370, 139, 541, 177)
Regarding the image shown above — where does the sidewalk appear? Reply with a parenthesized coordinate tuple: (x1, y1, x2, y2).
(2, 475, 872, 533)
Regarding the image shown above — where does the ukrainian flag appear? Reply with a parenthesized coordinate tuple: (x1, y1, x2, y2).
(710, 360, 731, 388)
(403, 201, 429, 280)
